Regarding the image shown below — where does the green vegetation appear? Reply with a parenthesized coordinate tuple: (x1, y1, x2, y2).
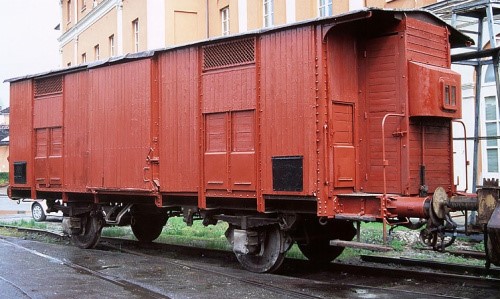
(157, 217, 230, 250)
(0, 219, 48, 230)
(471, 241, 485, 252)
(0, 216, 487, 266)
(101, 226, 132, 238)
(0, 172, 8, 186)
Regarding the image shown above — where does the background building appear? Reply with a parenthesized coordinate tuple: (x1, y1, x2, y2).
(426, 0, 500, 192)
(0, 107, 9, 175)
(59, 0, 440, 66)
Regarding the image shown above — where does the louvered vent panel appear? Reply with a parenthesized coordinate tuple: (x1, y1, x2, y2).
(34, 76, 63, 97)
(203, 38, 255, 71)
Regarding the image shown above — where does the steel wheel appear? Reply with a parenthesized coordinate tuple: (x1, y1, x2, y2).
(131, 215, 166, 243)
(31, 202, 46, 222)
(234, 225, 287, 273)
(71, 213, 103, 249)
(419, 228, 437, 247)
(298, 239, 344, 264)
(297, 219, 356, 264)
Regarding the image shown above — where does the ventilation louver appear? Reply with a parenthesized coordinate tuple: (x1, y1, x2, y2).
(34, 76, 63, 97)
(203, 38, 255, 71)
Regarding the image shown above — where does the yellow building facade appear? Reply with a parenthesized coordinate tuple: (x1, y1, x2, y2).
(59, 0, 439, 66)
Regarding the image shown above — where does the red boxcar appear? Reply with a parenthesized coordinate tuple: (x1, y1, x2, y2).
(7, 9, 479, 272)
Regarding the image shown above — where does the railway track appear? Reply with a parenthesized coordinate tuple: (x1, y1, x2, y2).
(100, 241, 323, 299)
(1, 224, 499, 298)
(360, 254, 500, 277)
(0, 225, 323, 299)
(97, 237, 494, 298)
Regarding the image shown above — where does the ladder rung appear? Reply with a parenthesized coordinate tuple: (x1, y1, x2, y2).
(460, 29, 480, 34)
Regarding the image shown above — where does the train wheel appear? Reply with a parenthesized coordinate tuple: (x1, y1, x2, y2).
(297, 219, 356, 264)
(298, 240, 344, 263)
(131, 215, 166, 243)
(71, 213, 103, 249)
(233, 225, 288, 273)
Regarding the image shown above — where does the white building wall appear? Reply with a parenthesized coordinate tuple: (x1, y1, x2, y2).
(285, 0, 295, 23)
(450, 18, 500, 192)
(147, 0, 166, 49)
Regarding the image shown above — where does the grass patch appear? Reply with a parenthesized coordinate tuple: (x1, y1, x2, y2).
(0, 227, 27, 238)
(101, 226, 132, 238)
(0, 172, 8, 185)
(158, 217, 231, 251)
(0, 219, 48, 230)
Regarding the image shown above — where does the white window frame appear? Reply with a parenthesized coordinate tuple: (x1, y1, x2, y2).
(221, 6, 230, 36)
(67, 0, 72, 24)
(319, 0, 333, 17)
(132, 18, 139, 52)
(81, 52, 86, 64)
(483, 96, 500, 175)
(263, 0, 274, 27)
(94, 44, 100, 60)
(109, 34, 115, 57)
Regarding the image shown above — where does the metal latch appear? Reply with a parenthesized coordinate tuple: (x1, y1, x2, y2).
(392, 130, 407, 137)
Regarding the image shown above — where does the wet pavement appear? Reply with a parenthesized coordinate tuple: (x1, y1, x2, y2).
(0, 237, 155, 299)
(1, 232, 487, 299)
(0, 236, 346, 299)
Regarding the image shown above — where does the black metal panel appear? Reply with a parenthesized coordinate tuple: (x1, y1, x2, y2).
(13, 161, 27, 184)
(272, 156, 303, 192)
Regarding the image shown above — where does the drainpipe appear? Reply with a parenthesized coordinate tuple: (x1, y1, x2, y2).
(206, 0, 210, 39)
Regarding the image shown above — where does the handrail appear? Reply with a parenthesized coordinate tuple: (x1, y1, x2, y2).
(452, 120, 469, 193)
(381, 113, 405, 196)
(381, 113, 405, 245)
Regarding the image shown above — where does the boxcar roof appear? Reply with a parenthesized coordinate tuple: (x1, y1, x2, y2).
(5, 8, 472, 83)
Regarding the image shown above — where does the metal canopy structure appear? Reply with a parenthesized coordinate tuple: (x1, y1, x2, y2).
(429, 0, 500, 192)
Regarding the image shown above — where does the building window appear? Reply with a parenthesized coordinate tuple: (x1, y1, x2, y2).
(109, 35, 115, 57)
(81, 0, 86, 11)
(67, 0, 72, 23)
(221, 7, 230, 36)
(485, 96, 500, 172)
(132, 18, 139, 52)
(94, 44, 100, 60)
(81, 53, 86, 64)
(263, 0, 274, 27)
(485, 64, 497, 83)
(319, 0, 333, 17)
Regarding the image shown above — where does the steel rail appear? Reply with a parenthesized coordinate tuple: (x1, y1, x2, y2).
(2, 225, 499, 296)
(99, 238, 472, 299)
(0, 237, 171, 299)
(100, 241, 323, 299)
(360, 254, 500, 277)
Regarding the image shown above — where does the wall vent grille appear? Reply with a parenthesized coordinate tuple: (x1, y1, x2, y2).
(34, 76, 63, 97)
(203, 38, 255, 71)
